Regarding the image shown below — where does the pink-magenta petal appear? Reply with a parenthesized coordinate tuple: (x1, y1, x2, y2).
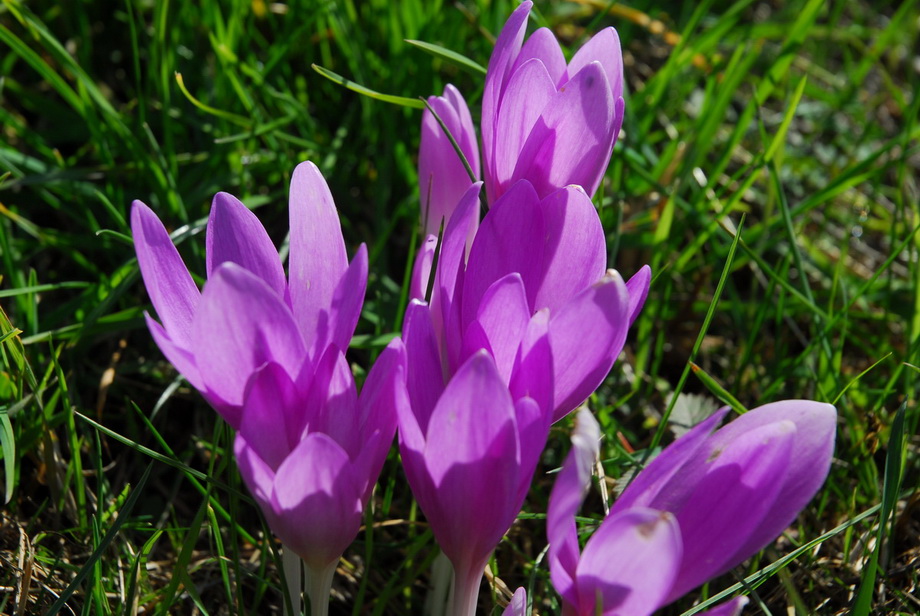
(512, 27, 567, 87)
(509, 309, 554, 416)
(513, 395, 550, 504)
(326, 243, 368, 356)
(303, 345, 359, 457)
(575, 508, 682, 616)
(131, 201, 200, 346)
(625, 265, 652, 326)
(547, 271, 630, 421)
(403, 300, 446, 434)
(469, 273, 531, 382)
(238, 362, 302, 469)
(205, 192, 286, 300)
(566, 27, 624, 102)
(502, 587, 528, 616)
(288, 161, 349, 346)
(532, 186, 607, 314)
(547, 409, 601, 606)
(697, 597, 749, 616)
(270, 433, 364, 570)
(411, 235, 438, 302)
(234, 433, 276, 504)
(144, 314, 205, 391)
(511, 62, 615, 199)
(191, 263, 306, 407)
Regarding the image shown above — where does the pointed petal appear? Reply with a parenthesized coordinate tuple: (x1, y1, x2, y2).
(206, 192, 286, 299)
(468, 273, 531, 382)
(513, 395, 550, 504)
(509, 309, 554, 416)
(424, 352, 520, 569)
(625, 265, 652, 326)
(234, 432, 276, 505)
(512, 27, 567, 87)
(411, 235, 438, 302)
(145, 314, 205, 391)
(697, 597, 749, 616)
(547, 409, 601, 605)
(532, 186, 607, 313)
(403, 300, 446, 435)
(239, 362, 305, 469)
(492, 58, 556, 196)
(548, 271, 631, 422)
(131, 201, 199, 346)
(288, 161, 349, 346)
(575, 508, 682, 616)
(270, 433, 364, 570)
(304, 345, 359, 457)
(326, 243, 368, 355)
(511, 62, 615, 199)
(482, 1, 533, 202)
(462, 180, 544, 325)
(192, 263, 306, 407)
(566, 27, 624, 102)
(502, 587, 528, 616)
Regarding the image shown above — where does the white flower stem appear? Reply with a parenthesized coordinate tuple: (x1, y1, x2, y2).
(282, 547, 303, 616)
(447, 559, 486, 616)
(304, 560, 336, 616)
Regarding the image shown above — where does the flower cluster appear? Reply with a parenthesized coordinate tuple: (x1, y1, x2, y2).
(131, 3, 838, 616)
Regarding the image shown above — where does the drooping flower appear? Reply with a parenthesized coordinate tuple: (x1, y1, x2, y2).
(481, 0, 625, 204)
(132, 162, 403, 616)
(396, 350, 551, 616)
(419, 84, 481, 240)
(408, 179, 649, 425)
(546, 403, 836, 616)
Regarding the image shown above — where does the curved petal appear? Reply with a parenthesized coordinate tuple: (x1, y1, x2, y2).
(533, 186, 607, 314)
(462, 180, 544, 326)
(482, 1, 533, 203)
(576, 508, 682, 616)
(509, 309, 553, 415)
(566, 27, 624, 102)
(443, 84, 481, 181)
(512, 27, 567, 87)
(548, 270, 631, 422)
(304, 345, 359, 457)
(511, 62, 615, 199)
(403, 300, 445, 434)
(205, 192, 286, 300)
(192, 263, 307, 407)
(411, 235, 438, 302)
(239, 362, 303, 469)
(513, 395, 550, 504)
(547, 409, 601, 606)
(288, 161, 349, 346)
(502, 587, 528, 616)
(144, 314, 205, 392)
(468, 273, 531, 382)
(698, 597, 749, 616)
(424, 352, 520, 570)
(326, 243, 368, 356)
(131, 201, 199, 346)
(234, 433, 276, 505)
(270, 433, 364, 570)
(625, 265, 652, 326)
(492, 58, 556, 197)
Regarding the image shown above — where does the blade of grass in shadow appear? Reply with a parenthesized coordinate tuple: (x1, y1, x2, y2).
(312, 64, 426, 108)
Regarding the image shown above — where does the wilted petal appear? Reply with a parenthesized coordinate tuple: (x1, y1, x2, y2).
(548, 271, 630, 421)
(288, 161, 349, 346)
(270, 433, 364, 570)
(533, 186, 607, 313)
(547, 409, 601, 605)
(205, 192, 286, 300)
(424, 352, 520, 570)
(565, 27, 624, 102)
(511, 62, 615, 199)
(131, 201, 199, 346)
(625, 265, 652, 326)
(575, 508, 682, 616)
(192, 263, 306, 407)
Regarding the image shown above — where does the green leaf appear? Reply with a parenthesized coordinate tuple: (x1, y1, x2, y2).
(312, 64, 426, 108)
(405, 39, 486, 75)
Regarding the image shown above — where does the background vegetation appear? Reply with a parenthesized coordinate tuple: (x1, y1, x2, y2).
(0, 0, 917, 613)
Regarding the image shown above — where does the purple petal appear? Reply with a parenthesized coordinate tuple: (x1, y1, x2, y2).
(288, 161, 349, 350)
(467, 273, 531, 382)
(303, 345, 359, 458)
(234, 433, 276, 504)
(547, 409, 601, 606)
(511, 62, 615, 199)
(205, 192, 286, 300)
(191, 263, 306, 407)
(697, 597, 749, 616)
(423, 352, 520, 570)
(625, 265, 652, 326)
(326, 243, 368, 355)
(131, 201, 199, 346)
(238, 362, 302, 469)
(509, 309, 554, 416)
(512, 27, 567, 87)
(513, 395, 550, 504)
(270, 433, 364, 570)
(403, 300, 446, 435)
(492, 58, 556, 198)
(565, 27, 624, 102)
(144, 314, 205, 391)
(532, 186, 607, 314)
(482, 1, 532, 203)
(461, 180, 544, 326)
(411, 235, 438, 302)
(548, 271, 631, 422)
(502, 587, 528, 616)
(575, 508, 682, 616)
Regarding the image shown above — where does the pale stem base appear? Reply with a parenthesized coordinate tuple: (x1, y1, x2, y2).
(304, 560, 337, 616)
(447, 559, 488, 616)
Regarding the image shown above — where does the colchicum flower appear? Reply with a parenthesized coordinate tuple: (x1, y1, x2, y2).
(546, 403, 836, 616)
(132, 162, 404, 616)
(481, 0, 625, 204)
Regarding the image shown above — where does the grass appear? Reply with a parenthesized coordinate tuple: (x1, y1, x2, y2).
(1, 0, 918, 614)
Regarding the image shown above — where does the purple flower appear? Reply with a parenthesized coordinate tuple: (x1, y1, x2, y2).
(502, 588, 528, 616)
(396, 350, 551, 616)
(408, 180, 649, 424)
(132, 162, 403, 614)
(419, 84, 481, 240)
(547, 403, 836, 615)
(481, 1, 624, 204)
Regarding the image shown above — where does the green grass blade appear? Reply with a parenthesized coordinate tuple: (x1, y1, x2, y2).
(404, 39, 486, 75)
(312, 64, 426, 108)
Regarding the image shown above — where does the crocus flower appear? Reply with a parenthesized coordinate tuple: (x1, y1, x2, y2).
(419, 84, 481, 240)
(132, 162, 402, 616)
(481, 1, 625, 204)
(396, 350, 551, 616)
(407, 179, 650, 425)
(502, 588, 528, 616)
(547, 403, 836, 615)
